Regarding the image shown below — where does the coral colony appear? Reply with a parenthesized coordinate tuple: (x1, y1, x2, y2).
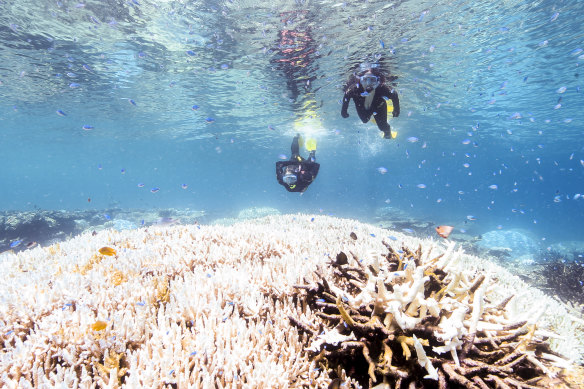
(0, 215, 582, 388)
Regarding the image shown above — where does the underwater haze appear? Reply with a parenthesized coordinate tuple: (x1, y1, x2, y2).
(1, 0, 583, 246)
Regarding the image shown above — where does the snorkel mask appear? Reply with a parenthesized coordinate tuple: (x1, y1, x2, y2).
(283, 172, 297, 185)
(360, 73, 379, 92)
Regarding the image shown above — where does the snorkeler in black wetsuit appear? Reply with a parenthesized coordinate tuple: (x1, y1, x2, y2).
(341, 67, 400, 139)
(276, 134, 319, 193)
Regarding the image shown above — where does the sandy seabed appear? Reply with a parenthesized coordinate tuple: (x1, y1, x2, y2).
(0, 214, 582, 388)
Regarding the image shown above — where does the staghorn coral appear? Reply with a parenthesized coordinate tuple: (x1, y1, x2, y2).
(0, 215, 581, 388)
(291, 236, 582, 388)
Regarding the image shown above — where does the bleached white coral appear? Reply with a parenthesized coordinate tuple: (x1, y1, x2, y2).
(305, 328, 357, 353)
(0, 213, 581, 388)
(413, 334, 438, 380)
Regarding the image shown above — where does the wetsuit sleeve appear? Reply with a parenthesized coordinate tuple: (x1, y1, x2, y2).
(387, 86, 400, 117)
(275, 161, 286, 186)
(341, 87, 353, 118)
(307, 162, 320, 179)
(293, 162, 320, 192)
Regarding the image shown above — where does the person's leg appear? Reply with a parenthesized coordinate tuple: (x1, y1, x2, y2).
(373, 100, 392, 138)
(291, 134, 301, 160)
(356, 106, 371, 123)
(308, 150, 315, 162)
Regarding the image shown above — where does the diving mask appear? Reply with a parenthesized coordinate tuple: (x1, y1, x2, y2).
(283, 172, 297, 185)
(360, 74, 379, 92)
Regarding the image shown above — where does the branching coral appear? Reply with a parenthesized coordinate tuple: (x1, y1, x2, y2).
(291, 240, 576, 388)
(0, 215, 581, 388)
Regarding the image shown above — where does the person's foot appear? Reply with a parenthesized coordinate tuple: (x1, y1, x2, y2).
(382, 130, 393, 139)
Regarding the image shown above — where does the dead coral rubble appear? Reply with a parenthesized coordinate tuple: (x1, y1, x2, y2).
(291, 239, 574, 388)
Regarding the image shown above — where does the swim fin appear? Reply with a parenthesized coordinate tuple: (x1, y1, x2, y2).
(380, 130, 397, 139)
(306, 138, 317, 151)
(296, 134, 305, 149)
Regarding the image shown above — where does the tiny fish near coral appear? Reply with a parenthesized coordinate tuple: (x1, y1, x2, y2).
(435, 225, 454, 239)
(98, 247, 117, 256)
(90, 321, 107, 331)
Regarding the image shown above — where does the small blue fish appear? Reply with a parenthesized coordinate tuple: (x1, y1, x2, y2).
(220, 64, 229, 70)
(120, 168, 126, 174)
(186, 50, 196, 56)
(69, 83, 80, 88)
(82, 125, 94, 130)
(407, 136, 419, 143)
(268, 125, 275, 131)
(278, 154, 287, 160)
(56, 110, 67, 116)
(82, 64, 93, 72)
(377, 167, 388, 174)
(417, 183, 427, 189)
(550, 12, 559, 22)
(10, 240, 23, 248)
(128, 99, 136, 106)
(466, 215, 477, 221)
(191, 105, 199, 110)
(205, 117, 215, 123)
(181, 183, 188, 189)
(97, 164, 102, 170)
(151, 187, 160, 193)
(104, 214, 111, 220)
(137, 183, 145, 188)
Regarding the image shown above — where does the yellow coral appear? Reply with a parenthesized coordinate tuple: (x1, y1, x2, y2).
(151, 277, 171, 308)
(110, 270, 127, 286)
(96, 350, 127, 385)
(75, 253, 104, 275)
(47, 244, 61, 256)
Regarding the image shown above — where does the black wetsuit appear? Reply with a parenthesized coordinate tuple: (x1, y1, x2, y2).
(275, 135, 319, 193)
(341, 83, 400, 132)
(276, 160, 319, 192)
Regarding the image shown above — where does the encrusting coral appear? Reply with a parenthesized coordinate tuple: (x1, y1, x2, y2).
(0, 214, 582, 388)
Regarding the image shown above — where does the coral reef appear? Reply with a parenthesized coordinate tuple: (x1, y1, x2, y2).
(549, 241, 584, 262)
(292, 240, 578, 387)
(526, 251, 584, 309)
(0, 208, 206, 253)
(237, 207, 281, 220)
(212, 207, 282, 226)
(475, 229, 541, 264)
(0, 215, 581, 388)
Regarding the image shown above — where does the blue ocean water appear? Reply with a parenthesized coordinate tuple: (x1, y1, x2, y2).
(0, 0, 583, 247)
